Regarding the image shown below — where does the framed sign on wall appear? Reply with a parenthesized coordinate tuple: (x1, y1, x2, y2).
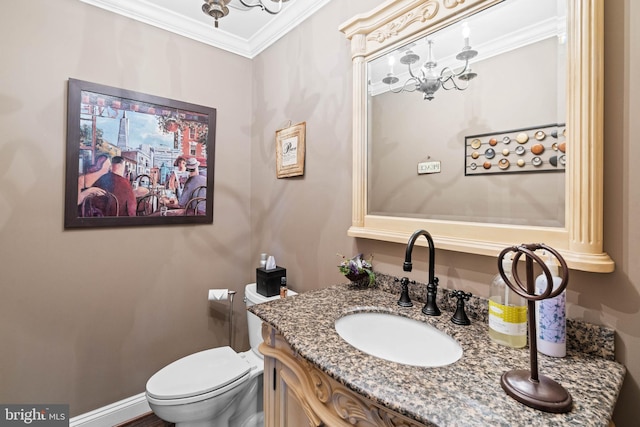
(275, 122, 306, 178)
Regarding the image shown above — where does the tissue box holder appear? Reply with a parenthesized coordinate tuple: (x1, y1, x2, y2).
(256, 266, 286, 297)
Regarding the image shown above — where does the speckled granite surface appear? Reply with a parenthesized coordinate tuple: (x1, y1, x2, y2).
(375, 272, 617, 360)
(249, 282, 626, 427)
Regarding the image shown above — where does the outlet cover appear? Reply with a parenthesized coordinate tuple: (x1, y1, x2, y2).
(417, 161, 441, 175)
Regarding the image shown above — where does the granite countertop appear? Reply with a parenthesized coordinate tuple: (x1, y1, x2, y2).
(249, 283, 626, 427)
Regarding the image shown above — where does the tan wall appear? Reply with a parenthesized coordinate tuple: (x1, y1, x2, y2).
(0, 0, 638, 424)
(252, 0, 640, 424)
(0, 0, 254, 416)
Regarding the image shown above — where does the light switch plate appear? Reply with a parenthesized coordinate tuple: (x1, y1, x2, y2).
(417, 161, 441, 175)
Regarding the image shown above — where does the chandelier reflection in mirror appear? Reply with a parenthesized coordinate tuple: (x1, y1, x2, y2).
(382, 23, 478, 101)
(202, 0, 290, 28)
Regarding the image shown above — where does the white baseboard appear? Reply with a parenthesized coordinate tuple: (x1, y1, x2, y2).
(69, 393, 151, 427)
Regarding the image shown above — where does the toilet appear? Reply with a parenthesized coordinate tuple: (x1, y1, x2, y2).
(146, 283, 294, 427)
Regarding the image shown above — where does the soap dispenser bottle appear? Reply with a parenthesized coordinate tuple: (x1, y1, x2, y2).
(535, 252, 566, 357)
(488, 255, 527, 348)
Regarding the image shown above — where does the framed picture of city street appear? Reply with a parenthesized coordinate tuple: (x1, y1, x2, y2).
(64, 78, 216, 228)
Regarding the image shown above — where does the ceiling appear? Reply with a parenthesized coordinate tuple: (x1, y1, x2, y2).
(79, 0, 332, 58)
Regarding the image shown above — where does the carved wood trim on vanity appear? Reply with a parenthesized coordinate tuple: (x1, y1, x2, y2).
(260, 323, 425, 427)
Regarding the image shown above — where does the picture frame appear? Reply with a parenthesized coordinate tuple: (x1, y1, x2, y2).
(275, 122, 306, 178)
(65, 78, 216, 228)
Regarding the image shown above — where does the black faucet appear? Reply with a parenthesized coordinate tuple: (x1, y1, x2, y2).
(403, 229, 441, 316)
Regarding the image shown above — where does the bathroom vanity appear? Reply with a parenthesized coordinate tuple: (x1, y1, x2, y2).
(250, 283, 625, 426)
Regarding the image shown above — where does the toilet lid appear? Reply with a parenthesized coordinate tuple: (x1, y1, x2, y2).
(146, 346, 251, 400)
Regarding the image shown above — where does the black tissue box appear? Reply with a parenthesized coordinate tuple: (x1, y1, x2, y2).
(256, 266, 286, 297)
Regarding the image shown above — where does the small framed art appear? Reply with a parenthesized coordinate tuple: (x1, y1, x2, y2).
(275, 122, 306, 178)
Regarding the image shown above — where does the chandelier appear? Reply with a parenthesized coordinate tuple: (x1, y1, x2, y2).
(202, 0, 290, 28)
(382, 23, 478, 101)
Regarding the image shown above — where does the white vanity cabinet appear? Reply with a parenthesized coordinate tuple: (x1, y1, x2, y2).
(260, 323, 426, 427)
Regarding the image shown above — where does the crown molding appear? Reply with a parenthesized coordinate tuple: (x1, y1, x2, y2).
(79, 0, 332, 59)
(244, 0, 332, 57)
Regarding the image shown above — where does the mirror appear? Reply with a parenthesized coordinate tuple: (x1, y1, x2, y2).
(340, 0, 613, 272)
(368, 0, 566, 227)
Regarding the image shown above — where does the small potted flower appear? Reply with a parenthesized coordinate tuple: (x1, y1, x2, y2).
(337, 253, 375, 287)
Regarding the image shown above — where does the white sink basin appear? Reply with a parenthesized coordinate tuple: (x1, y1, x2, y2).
(335, 312, 463, 367)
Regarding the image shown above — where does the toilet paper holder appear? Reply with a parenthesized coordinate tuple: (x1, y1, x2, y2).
(227, 291, 236, 350)
(208, 289, 237, 350)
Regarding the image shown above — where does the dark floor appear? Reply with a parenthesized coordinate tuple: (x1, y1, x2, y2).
(116, 412, 174, 427)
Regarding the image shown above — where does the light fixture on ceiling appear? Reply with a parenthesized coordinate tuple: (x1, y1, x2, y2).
(202, 0, 290, 28)
(382, 23, 478, 101)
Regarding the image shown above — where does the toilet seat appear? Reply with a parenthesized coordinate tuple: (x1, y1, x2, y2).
(146, 346, 251, 405)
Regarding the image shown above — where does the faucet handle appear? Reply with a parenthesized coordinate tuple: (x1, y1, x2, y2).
(395, 277, 415, 307)
(450, 290, 472, 325)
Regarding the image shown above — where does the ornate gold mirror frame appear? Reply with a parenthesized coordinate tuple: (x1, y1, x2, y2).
(340, 0, 613, 273)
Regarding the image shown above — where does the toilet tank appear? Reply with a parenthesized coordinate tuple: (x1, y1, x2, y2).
(244, 283, 297, 357)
